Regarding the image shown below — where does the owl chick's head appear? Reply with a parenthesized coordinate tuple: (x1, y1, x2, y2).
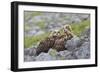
(63, 25, 72, 33)
(50, 30, 61, 37)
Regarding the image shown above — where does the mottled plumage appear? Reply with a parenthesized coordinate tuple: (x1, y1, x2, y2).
(52, 25, 74, 51)
(53, 36, 66, 51)
(36, 31, 59, 55)
(36, 25, 74, 55)
(63, 25, 74, 40)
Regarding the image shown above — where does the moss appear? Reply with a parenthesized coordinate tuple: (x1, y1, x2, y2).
(49, 49, 57, 56)
(60, 56, 65, 60)
(30, 12, 41, 16)
(24, 32, 50, 48)
(37, 21, 45, 29)
(71, 20, 90, 36)
(24, 25, 31, 32)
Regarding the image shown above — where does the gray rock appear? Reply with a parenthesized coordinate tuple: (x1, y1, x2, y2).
(65, 36, 81, 51)
(29, 48, 37, 56)
(33, 16, 43, 22)
(55, 50, 72, 60)
(48, 49, 58, 57)
(28, 26, 44, 36)
(79, 14, 90, 21)
(24, 55, 36, 62)
(24, 48, 30, 56)
(75, 42, 90, 59)
(65, 53, 78, 60)
(71, 16, 82, 23)
(35, 52, 56, 61)
(80, 27, 90, 38)
(80, 27, 90, 43)
(58, 50, 71, 57)
(24, 47, 37, 56)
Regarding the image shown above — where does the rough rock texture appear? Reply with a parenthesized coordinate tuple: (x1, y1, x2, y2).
(24, 47, 37, 56)
(24, 12, 90, 36)
(75, 42, 90, 59)
(35, 53, 54, 61)
(65, 36, 81, 51)
(24, 55, 35, 62)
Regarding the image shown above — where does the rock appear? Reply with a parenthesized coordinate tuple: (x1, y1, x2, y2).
(75, 42, 90, 59)
(29, 48, 37, 56)
(33, 16, 43, 22)
(80, 27, 90, 38)
(79, 14, 90, 21)
(64, 52, 78, 60)
(65, 36, 81, 51)
(24, 48, 30, 56)
(24, 55, 36, 62)
(48, 49, 58, 57)
(28, 26, 45, 36)
(80, 27, 90, 43)
(56, 50, 72, 60)
(35, 52, 56, 61)
(58, 50, 71, 57)
(71, 16, 82, 23)
(24, 47, 37, 56)
(57, 50, 78, 60)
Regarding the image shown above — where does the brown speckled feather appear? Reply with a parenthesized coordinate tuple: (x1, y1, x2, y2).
(36, 36, 56, 55)
(53, 36, 66, 52)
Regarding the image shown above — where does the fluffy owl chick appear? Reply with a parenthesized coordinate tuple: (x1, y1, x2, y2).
(52, 30, 66, 52)
(50, 30, 60, 37)
(63, 25, 74, 40)
(53, 37, 66, 52)
(36, 31, 59, 56)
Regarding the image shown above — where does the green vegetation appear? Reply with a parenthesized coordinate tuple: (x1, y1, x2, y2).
(24, 32, 51, 48)
(24, 24, 31, 32)
(37, 21, 45, 29)
(30, 12, 41, 16)
(24, 11, 41, 21)
(71, 20, 90, 36)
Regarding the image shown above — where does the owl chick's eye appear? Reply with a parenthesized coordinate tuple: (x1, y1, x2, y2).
(65, 26, 69, 29)
(58, 32, 60, 34)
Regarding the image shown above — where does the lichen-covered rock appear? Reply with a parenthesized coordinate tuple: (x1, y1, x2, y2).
(24, 47, 37, 56)
(64, 53, 78, 60)
(24, 48, 30, 56)
(24, 55, 36, 62)
(48, 49, 58, 56)
(57, 50, 71, 57)
(75, 42, 90, 59)
(65, 36, 81, 51)
(35, 52, 56, 61)
(80, 27, 90, 42)
(56, 50, 71, 60)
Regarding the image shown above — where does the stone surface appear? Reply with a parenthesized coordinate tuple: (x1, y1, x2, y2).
(75, 42, 90, 59)
(24, 47, 37, 56)
(65, 36, 81, 51)
(58, 50, 71, 57)
(35, 52, 56, 61)
(24, 55, 36, 62)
